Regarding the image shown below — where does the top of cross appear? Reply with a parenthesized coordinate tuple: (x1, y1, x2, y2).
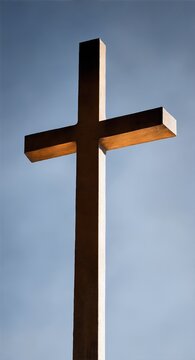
(25, 38, 176, 162)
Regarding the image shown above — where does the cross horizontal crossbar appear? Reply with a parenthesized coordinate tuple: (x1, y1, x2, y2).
(25, 107, 176, 162)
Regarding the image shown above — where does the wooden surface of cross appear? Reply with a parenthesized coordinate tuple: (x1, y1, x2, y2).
(24, 38, 176, 360)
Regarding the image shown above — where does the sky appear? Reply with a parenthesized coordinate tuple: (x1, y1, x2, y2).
(1, 1, 195, 360)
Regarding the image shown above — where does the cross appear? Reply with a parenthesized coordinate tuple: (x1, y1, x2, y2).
(24, 38, 176, 360)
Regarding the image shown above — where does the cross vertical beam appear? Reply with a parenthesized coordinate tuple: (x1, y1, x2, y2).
(24, 38, 176, 360)
(73, 39, 106, 360)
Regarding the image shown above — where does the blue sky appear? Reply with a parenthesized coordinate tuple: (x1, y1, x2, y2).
(1, 1, 195, 360)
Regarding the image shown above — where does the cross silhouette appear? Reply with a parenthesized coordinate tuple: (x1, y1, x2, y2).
(24, 38, 176, 360)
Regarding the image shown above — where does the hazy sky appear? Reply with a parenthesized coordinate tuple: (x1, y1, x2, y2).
(1, 1, 195, 360)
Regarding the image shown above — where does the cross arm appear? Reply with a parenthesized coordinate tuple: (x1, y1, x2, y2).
(99, 107, 176, 151)
(24, 124, 77, 162)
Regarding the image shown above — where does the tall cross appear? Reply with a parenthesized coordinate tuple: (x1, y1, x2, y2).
(24, 38, 176, 360)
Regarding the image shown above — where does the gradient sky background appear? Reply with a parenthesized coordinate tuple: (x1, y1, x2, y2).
(1, 1, 195, 360)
